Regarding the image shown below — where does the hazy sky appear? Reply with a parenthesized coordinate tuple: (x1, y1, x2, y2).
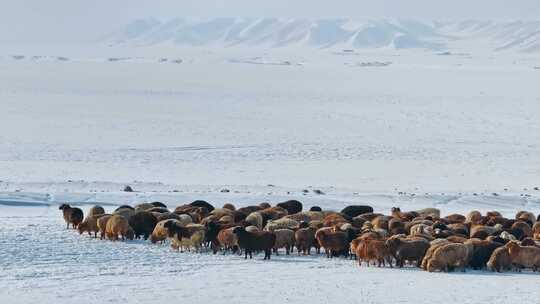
(2, 0, 539, 44)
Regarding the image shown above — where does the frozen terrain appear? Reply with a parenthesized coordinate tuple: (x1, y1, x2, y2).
(1, 16, 540, 304)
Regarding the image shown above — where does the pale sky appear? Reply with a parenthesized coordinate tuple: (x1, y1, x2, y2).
(2, 0, 539, 44)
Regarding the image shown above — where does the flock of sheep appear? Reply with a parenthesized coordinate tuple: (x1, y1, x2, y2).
(59, 199, 540, 272)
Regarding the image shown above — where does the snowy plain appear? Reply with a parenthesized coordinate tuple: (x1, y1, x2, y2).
(1, 17, 540, 304)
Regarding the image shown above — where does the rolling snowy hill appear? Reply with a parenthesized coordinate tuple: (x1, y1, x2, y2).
(105, 18, 540, 52)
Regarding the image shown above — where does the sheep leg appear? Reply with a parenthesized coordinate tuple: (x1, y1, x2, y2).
(286, 245, 290, 255)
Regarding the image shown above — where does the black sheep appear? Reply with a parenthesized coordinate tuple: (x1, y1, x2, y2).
(129, 211, 158, 240)
(233, 226, 276, 260)
(340, 205, 373, 218)
(276, 200, 303, 214)
(190, 200, 215, 212)
(59, 204, 84, 229)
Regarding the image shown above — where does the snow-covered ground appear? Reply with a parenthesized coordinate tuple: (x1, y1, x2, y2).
(1, 17, 540, 303)
(1, 198, 539, 304)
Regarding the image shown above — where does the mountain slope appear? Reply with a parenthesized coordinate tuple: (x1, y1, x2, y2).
(105, 18, 540, 52)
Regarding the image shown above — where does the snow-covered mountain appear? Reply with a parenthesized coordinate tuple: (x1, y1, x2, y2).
(105, 18, 540, 52)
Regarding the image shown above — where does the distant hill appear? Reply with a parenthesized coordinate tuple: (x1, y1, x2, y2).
(104, 18, 540, 52)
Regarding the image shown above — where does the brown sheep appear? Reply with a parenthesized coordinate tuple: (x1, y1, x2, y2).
(105, 215, 133, 241)
(245, 212, 263, 229)
(427, 242, 473, 272)
(315, 228, 349, 258)
(233, 226, 276, 260)
(222, 203, 236, 211)
(487, 246, 513, 272)
(466, 210, 483, 224)
(421, 239, 451, 270)
(166, 222, 206, 252)
(356, 239, 392, 267)
(416, 208, 440, 218)
(59, 204, 84, 229)
(533, 221, 540, 240)
(444, 213, 466, 224)
(273, 229, 295, 255)
(505, 241, 540, 271)
(78, 214, 106, 237)
(295, 226, 317, 255)
(97, 214, 112, 240)
(88, 205, 105, 217)
(134, 203, 155, 211)
(386, 237, 430, 267)
(265, 218, 299, 232)
(391, 207, 418, 221)
(213, 227, 239, 254)
(516, 211, 535, 225)
(150, 219, 180, 244)
(511, 221, 533, 239)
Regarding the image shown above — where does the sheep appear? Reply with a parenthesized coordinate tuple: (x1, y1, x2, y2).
(341, 205, 373, 218)
(114, 205, 134, 212)
(276, 200, 303, 214)
(295, 226, 317, 255)
(59, 204, 84, 229)
(134, 203, 155, 211)
(505, 241, 540, 271)
(237, 205, 263, 215)
(151, 201, 167, 208)
(323, 213, 349, 227)
(150, 219, 180, 244)
(128, 211, 158, 240)
(421, 239, 451, 270)
(356, 239, 392, 267)
(78, 214, 106, 237)
(416, 208, 440, 219)
(165, 222, 206, 252)
(466, 210, 483, 224)
(113, 207, 135, 221)
(213, 227, 239, 254)
(470, 225, 500, 239)
(284, 211, 324, 223)
(487, 246, 513, 272)
(88, 205, 105, 217)
(315, 228, 349, 258)
(259, 207, 288, 225)
(444, 213, 466, 224)
(190, 200, 215, 212)
(259, 202, 272, 209)
(511, 221, 533, 239)
(516, 211, 536, 226)
(245, 212, 263, 230)
(272, 229, 295, 255)
(426, 242, 474, 272)
(97, 214, 112, 240)
(372, 216, 391, 230)
(152, 212, 178, 222)
(222, 203, 236, 211)
(533, 221, 540, 240)
(391, 207, 419, 221)
(105, 215, 133, 241)
(265, 218, 300, 232)
(146, 207, 170, 214)
(386, 237, 430, 268)
(233, 226, 276, 260)
(466, 239, 503, 270)
(245, 225, 260, 232)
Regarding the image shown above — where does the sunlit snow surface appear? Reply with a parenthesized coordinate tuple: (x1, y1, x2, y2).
(1, 196, 539, 304)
